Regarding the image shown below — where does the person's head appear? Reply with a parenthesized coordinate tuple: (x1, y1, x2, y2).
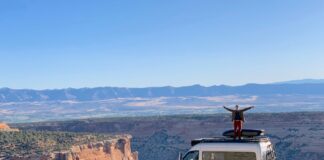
(235, 105, 239, 110)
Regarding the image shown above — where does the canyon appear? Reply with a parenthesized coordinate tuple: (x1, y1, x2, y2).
(0, 125, 138, 160)
(53, 135, 138, 160)
(14, 112, 324, 160)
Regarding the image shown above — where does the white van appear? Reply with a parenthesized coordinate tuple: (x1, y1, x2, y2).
(179, 130, 276, 160)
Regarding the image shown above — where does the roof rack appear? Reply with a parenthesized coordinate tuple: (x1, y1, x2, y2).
(223, 129, 265, 138)
(191, 136, 270, 146)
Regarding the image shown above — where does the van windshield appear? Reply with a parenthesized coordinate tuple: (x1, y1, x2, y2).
(202, 151, 256, 160)
(183, 151, 199, 160)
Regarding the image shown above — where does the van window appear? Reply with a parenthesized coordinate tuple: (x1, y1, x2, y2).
(183, 151, 199, 160)
(202, 151, 256, 160)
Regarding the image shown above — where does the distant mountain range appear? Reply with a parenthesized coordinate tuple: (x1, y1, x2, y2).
(1, 79, 324, 102)
(273, 79, 324, 84)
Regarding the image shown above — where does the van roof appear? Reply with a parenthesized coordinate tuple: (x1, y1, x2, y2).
(191, 136, 270, 146)
(189, 142, 264, 154)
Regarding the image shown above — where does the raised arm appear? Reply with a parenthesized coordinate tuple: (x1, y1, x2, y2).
(240, 106, 254, 112)
(223, 106, 234, 112)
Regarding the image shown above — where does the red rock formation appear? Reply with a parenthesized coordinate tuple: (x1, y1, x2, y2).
(54, 135, 138, 160)
(0, 122, 19, 132)
(0, 123, 10, 129)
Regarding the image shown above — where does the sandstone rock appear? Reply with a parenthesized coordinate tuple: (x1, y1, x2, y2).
(54, 135, 138, 160)
(0, 122, 19, 132)
(0, 123, 10, 129)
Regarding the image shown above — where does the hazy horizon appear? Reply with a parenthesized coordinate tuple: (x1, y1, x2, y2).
(0, 78, 323, 90)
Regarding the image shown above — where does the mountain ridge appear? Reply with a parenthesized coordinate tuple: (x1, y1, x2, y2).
(272, 79, 324, 84)
(2, 83, 324, 102)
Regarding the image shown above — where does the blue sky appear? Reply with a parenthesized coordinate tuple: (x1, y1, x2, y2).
(0, 0, 324, 89)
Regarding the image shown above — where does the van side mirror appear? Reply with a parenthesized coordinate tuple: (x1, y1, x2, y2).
(178, 152, 183, 160)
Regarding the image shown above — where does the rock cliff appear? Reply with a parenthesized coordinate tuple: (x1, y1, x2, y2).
(0, 130, 137, 160)
(53, 135, 138, 160)
(0, 122, 19, 131)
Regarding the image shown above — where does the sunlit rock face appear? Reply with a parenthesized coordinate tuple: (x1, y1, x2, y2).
(7, 134, 137, 160)
(0, 122, 19, 131)
(0, 123, 10, 129)
(54, 135, 138, 160)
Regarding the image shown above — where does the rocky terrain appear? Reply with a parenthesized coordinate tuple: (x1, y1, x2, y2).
(54, 134, 138, 160)
(0, 125, 138, 160)
(13, 112, 324, 160)
(0, 122, 19, 132)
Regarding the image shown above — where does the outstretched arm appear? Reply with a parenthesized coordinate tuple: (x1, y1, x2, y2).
(240, 106, 255, 112)
(223, 106, 234, 112)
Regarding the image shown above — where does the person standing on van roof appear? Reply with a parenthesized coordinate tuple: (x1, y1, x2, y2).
(223, 105, 254, 140)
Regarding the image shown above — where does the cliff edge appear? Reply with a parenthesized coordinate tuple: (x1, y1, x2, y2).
(0, 122, 19, 132)
(0, 130, 137, 160)
(54, 135, 138, 160)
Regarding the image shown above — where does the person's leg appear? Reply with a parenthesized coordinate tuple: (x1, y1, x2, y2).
(234, 121, 241, 139)
(233, 121, 239, 140)
(238, 121, 242, 140)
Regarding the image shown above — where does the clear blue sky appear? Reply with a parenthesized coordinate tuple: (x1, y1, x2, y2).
(1, 0, 324, 89)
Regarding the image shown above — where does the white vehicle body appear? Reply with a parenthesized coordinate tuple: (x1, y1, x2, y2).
(181, 137, 276, 160)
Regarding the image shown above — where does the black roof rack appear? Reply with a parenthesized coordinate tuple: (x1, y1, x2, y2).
(223, 129, 265, 138)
